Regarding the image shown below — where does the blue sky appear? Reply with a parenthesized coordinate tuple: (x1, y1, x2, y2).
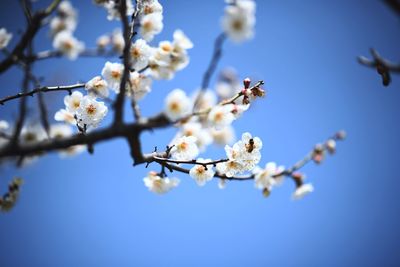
(1, 0, 400, 266)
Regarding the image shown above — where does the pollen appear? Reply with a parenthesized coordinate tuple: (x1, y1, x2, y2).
(86, 104, 97, 115)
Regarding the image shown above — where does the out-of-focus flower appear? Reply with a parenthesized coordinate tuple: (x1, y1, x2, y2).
(164, 89, 192, 121)
(143, 171, 180, 194)
(53, 31, 84, 60)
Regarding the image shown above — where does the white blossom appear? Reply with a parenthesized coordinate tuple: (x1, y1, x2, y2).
(232, 104, 250, 118)
(170, 135, 199, 161)
(96, 34, 111, 50)
(85, 76, 109, 98)
(140, 13, 163, 42)
(189, 158, 215, 186)
(0, 28, 12, 49)
(216, 132, 262, 177)
(142, 0, 163, 16)
(111, 29, 124, 53)
(49, 16, 77, 36)
(20, 124, 47, 145)
(292, 183, 314, 200)
(173, 29, 193, 50)
(101, 61, 124, 91)
(218, 178, 227, 189)
(143, 171, 180, 194)
(181, 122, 213, 151)
(127, 71, 152, 101)
(253, 162, 285, 190)
(164, 89, 192, 121)
(208, 104, 236, 129)
(58, 0, 78, 18)
(192, 89, 217, 112)
(222, 0, 256, 42)
(53, 31, 84, 60)
(130, 39, 152, 71)
(75, 96, 108, 128)
(50, 124, 85, 157)
(64, 91, 83, 113)
(104, 0, 134, 21)
(54, 109, 76, 125)
(0, 120, 10, 148)
(211, 125, 235, 146)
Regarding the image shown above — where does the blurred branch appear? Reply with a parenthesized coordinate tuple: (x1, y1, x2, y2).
(0, 0, 61, 74)
(193, 33, 226, 110)
(383, 0, 400, 15)
(358, 48, 400, 86)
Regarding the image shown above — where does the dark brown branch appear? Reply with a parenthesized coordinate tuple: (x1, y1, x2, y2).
(0, 0, 61, 74)
(29, 48, 119, 61)
(113, 0, 133, 125)
(384, 0, 400, 15)
(0, 83, 85, 105)
(193, 33, 226, 110)
(0, 112, 171, 160)
(143, 131, 346, 182)
(358, 48, 400, 86)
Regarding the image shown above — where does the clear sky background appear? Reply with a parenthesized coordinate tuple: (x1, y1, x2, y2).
(1, 0, 400, 266)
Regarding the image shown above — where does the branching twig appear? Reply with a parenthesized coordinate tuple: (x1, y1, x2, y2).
(358, 48, 400, 86)
(0, 83, 86, 105)
(193, 33, 226, 110)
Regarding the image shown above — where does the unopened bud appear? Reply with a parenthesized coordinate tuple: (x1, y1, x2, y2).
(335, 130, 347, 140)
(326, 139, 336, 154)
(243, 78, 251, 88)
(262, 188, 271, 198)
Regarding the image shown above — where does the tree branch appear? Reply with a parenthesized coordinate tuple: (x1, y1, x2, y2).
(0, 83, 86, 105)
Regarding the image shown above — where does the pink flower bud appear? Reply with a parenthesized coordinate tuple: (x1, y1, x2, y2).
(243, 78, 251, 88)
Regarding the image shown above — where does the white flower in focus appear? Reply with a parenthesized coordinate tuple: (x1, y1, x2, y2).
(253, 162, 285, 190)
(170, 135, 199, 161)
(53, 31, 84, 60)
(173, 29, 193, 50)
(208, 104, 235, 129)
(211, 125, 235, 146)
(64, 91, 83, 113)
(292, 183, 314, 200)
(164, 89, 192, 121)
(85, 76, 109, 98)
(75, 96, 108, 128)
(216, 160, 245, 177)
(189, 158, 215, 186)
(96, 34, 111, 50)
(130, 39, 152, 71)
(127, 71, 152, 101)
(111, 28, 124, 53)
(55, 109, 76, 125)
(101, 61, 124, 91)
(143, 171, 180, 194)
(140, 13, 163, 42)
(222, 0, 256, 43)
(0, 28, 12, 49)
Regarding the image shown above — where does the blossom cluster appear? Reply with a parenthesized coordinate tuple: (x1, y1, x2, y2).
(51, 1, 85, 60)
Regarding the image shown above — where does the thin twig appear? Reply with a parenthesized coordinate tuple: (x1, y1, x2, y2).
(193, 33, 226, 111)
(0, 83, 86, 105)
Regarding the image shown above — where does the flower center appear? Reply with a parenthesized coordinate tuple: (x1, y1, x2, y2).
(170, 102, 180, 112)
(111, 70, 121, 79)
(232, 20, 243, 31)
(86, 104, 97, 115)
